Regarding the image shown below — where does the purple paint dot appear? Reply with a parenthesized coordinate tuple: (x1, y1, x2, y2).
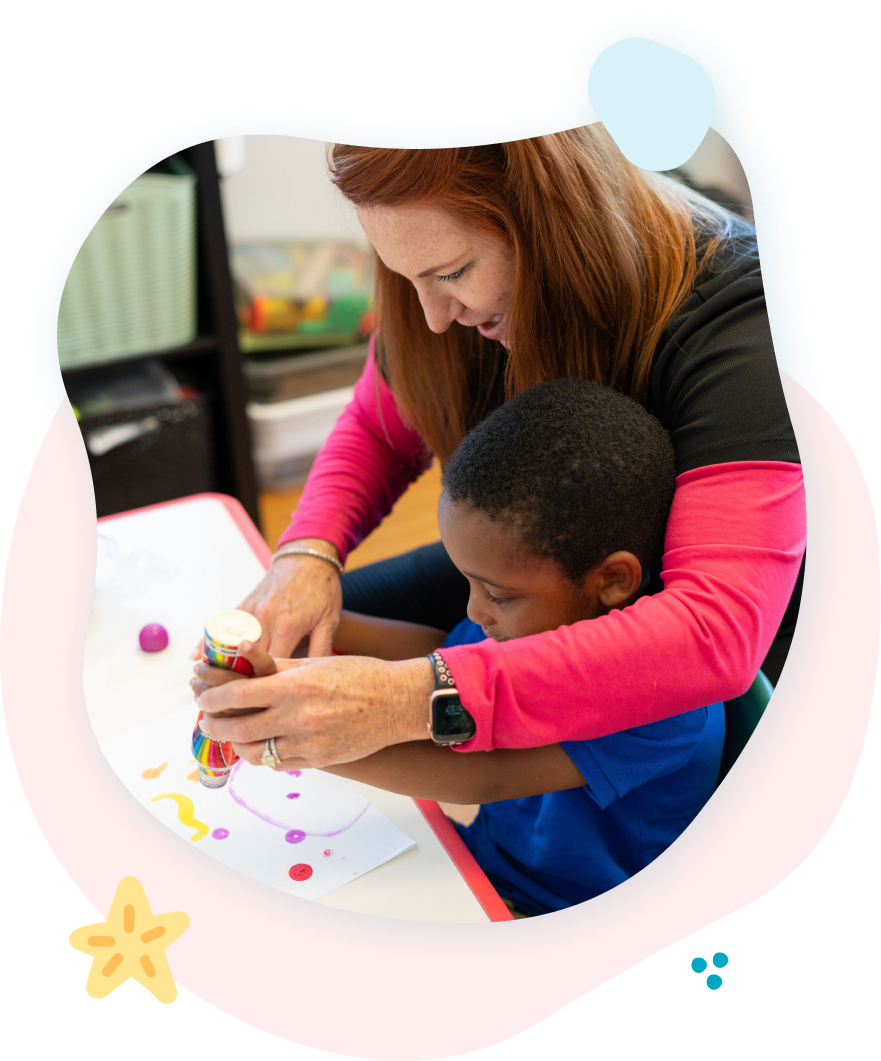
(285, 829, 306, 844)
(286, 792, 300, 799)
(285, 770, 302, 777)
(139, 623, 169, 653)
(212, 828, 230, 840)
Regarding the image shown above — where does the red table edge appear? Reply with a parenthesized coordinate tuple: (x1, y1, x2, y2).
(98, 491, 275, 567)
(100, 492, 515, 923)
(412, 799, 514, 921)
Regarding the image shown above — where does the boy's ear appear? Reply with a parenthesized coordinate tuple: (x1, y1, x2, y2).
(595, 552, 644, 609)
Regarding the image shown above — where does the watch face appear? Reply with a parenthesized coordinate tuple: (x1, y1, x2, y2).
(431, 690, 476, 743)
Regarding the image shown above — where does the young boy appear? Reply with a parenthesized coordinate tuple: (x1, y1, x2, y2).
(196, 380, 725, 916)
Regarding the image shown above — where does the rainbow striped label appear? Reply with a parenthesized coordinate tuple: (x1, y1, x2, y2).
(202, 633, 254, 676)
(202, 610, 262, 676)
(192, 712, 239, 785)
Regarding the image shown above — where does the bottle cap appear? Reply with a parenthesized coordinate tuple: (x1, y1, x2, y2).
(204, 609, 262, 649)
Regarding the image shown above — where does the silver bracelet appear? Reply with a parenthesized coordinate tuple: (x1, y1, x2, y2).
(271, 545, 344, 575)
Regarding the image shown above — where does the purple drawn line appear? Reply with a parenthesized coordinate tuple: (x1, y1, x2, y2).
(303, 804, 369, 838)
(227, 761, 369, 838)
(227, 763, 289, 829)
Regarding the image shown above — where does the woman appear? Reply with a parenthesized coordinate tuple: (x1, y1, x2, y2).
(196, 126, 805, 772)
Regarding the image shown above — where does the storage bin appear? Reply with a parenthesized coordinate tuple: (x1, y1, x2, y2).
(58, 169, 197, 368)
(80, 397, 216, 517)
(247, 386, 354, 490)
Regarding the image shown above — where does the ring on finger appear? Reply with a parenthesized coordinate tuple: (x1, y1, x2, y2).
(261, 737, 282, 769)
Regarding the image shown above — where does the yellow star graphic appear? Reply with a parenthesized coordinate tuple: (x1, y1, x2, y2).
(69, 876, 190, 1003)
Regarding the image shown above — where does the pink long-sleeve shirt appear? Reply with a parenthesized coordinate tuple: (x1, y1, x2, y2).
(279, 341, 806, 752)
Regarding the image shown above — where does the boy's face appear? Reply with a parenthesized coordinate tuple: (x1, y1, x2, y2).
(438, 495, 641, 642)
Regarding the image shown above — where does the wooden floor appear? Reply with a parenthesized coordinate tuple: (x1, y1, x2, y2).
(258, 462, 478, 827)
(259, 461, 443, 570)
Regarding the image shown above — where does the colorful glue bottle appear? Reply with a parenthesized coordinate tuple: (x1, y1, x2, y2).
(192, 609, 263, 789)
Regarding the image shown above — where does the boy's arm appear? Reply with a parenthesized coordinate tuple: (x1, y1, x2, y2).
(321, 740, 586, 805)
(332, 611, 448, 660)
(290, 612, 447, 660)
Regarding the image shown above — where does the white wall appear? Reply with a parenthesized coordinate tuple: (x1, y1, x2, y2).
(680, 127, 753, 219)
(218, 129, 752, 246)
(218, 135, 368, 246)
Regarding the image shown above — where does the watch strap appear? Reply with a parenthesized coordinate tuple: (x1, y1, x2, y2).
(428, 650, 456, 690)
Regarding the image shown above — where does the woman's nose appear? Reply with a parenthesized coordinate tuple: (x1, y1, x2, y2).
(417, 287, 462, 334)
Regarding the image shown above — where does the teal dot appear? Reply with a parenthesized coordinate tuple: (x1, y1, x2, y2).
(713, 952, 729, 968)
(691, 957, 707, 973)
(707, 975, 723, 990)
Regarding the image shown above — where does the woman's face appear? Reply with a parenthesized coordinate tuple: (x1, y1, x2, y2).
(356, 204, 515, 346)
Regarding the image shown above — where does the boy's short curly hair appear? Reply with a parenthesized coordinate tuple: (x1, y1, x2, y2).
(441, 379, 676, 582)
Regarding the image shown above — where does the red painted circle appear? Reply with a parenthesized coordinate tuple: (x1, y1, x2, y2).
(288, 863, 313, 881)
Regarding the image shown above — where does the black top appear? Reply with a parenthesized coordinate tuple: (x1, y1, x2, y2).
(648, 217, 799, 474)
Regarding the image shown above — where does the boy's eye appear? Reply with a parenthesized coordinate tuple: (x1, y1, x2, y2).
(436, 265, 468, 283)
(485, 591, 512, 606)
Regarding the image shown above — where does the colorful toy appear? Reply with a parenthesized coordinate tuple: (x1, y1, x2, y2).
(139, 623, 169, 652)
(193, 609, 262, 789)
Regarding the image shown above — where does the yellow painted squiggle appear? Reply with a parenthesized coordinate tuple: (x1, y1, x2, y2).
(151, 793, 209, 841)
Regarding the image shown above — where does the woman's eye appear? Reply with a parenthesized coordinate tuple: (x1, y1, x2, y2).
(436, 266, 467, 283)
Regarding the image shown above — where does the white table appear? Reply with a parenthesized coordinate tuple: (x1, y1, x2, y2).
(87, 494, 495, 923)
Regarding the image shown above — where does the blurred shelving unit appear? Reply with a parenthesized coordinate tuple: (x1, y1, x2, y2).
(61, 142, 260, 528)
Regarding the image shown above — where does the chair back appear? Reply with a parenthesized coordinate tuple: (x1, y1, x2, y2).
(718, 670, 774, 785)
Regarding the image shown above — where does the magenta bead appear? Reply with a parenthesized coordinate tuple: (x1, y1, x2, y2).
(139, 623, 169, 652)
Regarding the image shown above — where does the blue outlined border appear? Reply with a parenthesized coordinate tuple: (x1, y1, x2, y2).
(27, 11, 827, 426)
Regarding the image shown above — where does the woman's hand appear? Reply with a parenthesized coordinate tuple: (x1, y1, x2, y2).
(194, 650, 435, 769)
(238, 538, 343, 658)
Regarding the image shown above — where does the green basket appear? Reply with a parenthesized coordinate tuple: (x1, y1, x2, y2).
(58, 170, 197, 369)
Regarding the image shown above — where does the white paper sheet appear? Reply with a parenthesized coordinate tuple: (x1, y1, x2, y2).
(90, 499, 417, 903)
(100, 706, 416, 901)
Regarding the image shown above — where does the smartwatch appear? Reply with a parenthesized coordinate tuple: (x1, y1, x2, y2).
(427, 651, 477, 746)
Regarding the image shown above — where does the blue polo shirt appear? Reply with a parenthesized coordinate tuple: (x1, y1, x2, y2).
(445, 619, 725, 916)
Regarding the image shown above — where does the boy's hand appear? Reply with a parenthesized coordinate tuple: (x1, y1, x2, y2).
(190, 640, 280, 718)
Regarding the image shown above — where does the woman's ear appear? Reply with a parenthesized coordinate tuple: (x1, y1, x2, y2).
(596, 552, 644, 610)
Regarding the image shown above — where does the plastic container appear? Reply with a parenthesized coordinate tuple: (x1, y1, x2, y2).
(58, 168, 197, 368)
(194, 609, 263, 789)
(230, 240, 373, 353)
(247, 386, 354, 490)
(243, 343, 368, 404)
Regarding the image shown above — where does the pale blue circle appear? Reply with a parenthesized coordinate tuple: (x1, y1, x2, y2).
(588, 38, 715, 171)
(713, 952, 729, 968)
(707, 974, 723, 990)
(691, 957, 707, 973)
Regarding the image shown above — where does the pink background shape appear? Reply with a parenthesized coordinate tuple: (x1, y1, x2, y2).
(1, 373, 876, 1059)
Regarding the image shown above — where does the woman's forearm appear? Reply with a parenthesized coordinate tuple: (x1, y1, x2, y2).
(278, 340, 432, 562)
(442, 461, 806, 751)
(321, 741, 585, 804)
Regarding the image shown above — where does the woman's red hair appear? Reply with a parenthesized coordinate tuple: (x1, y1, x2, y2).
(330, 126, 730, 462)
